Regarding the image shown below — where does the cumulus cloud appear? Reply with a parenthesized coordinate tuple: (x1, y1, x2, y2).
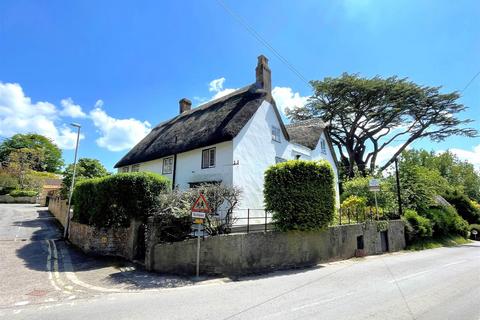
(208, 77, 238, 100)
(60, 98, 86, 118)
(0, 82, 83, 149)
(272, 87, 309, 115)
(89, 101, 151, 152)
(206, 77, 309, 114)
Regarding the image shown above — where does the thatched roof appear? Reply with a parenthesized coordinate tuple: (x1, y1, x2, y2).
(115, 85, 283, 168)
(285, 119, 327, 150)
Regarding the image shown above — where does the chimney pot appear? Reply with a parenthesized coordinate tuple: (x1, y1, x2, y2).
(179, 98, 192, 114)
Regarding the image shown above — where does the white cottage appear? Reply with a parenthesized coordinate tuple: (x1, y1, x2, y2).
(115, 55, 340, 217)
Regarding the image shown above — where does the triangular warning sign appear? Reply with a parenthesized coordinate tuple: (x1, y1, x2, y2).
(191, 193, 210, 213)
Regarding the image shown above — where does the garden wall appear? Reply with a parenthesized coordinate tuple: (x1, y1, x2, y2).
(48, 197, 68, 228)
(148, 220, 405, 276)
(0, 194, 36, 204)
(68, 219, 142, 260)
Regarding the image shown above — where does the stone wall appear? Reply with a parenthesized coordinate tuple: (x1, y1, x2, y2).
(48, 197, 68, 228)
(149, 220, 405, 276)
(68, 220, 142, 260)
(0, 194, 36, 204)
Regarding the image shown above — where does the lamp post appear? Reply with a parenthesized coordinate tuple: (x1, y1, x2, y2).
(64, 123, 81, 239)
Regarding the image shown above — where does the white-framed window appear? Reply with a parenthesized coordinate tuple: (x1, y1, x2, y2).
(320, 139, 327, 154)
(131, 164, 140, 172)
(162, 157, 173, 174)
(275, 156, 287, 164)
(121, 166, 130, 173)
(272, 126, 281, 143)
(202, 148, 216, 169)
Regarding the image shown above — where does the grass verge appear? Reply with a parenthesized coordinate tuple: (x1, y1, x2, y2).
(406, 235, 471, 251)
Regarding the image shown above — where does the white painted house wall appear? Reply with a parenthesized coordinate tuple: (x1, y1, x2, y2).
(118, 100, 339, 222)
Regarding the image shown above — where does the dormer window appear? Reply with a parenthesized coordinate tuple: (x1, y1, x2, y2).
(272, 126, 281, 143)
(320, 139, 327, 154)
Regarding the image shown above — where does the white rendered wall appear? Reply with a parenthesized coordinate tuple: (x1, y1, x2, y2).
(310, 132, 341, 207)
(119, 141, 233, 190)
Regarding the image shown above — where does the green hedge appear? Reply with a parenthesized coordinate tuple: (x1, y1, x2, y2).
(443, 190, 480, 224)
(423, 205, 469, 238)
(9, 190, 38, 197)
(72, 172, 171, 228)
(402, 209, 433, 243)
(264, 160, 335, 231)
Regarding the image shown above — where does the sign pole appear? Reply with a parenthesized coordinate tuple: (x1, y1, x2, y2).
(374, 191, 379, 220)
(196, 223, 201, 278)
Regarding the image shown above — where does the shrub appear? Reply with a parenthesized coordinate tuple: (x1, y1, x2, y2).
(443, 189, 480, 224)
(340, 195, 367, 223)
(424, 205, 469, 238)
(342, 176, 397, 213)
(72, 172, 171, 228)
(402, 209, 433, 243)
(9, 189, 38, 197)
(264, 160, 335, 231)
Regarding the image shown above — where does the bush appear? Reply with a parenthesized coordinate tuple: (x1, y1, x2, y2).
(424, 205, 469, 238)
(264, 160, 335, 231)
(342, 176, 397, 213)
(72, 172, 171, 228)
(9, 189, 38, 197)
(443, 189, 480, 224)
(340, 195, 367, 223)
(402, 209, 433, 243)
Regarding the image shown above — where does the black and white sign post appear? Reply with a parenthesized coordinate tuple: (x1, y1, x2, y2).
(472, 229, 478, 241)
(369, 179, 380, 220)
(191, 193, 210, 280)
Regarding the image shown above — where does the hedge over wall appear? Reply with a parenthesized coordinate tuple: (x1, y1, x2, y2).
(72, 172, 171, 228)
(264, 160, 336, 231)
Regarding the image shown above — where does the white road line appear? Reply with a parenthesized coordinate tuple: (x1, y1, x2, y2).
(291, 292, 354, 311)
(442, 260, 467, 268)
(389, 259, 468, 283)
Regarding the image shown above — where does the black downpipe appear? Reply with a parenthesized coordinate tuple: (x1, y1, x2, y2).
(172, 154, 177, 189)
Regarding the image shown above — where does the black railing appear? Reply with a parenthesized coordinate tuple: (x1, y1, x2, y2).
(337, 207, 400, 225)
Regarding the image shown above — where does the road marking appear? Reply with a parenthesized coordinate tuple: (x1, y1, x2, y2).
(14, 301, 30, 306)
(442, 260, 467, 268)
(45, 240, 62, 292)
(50, 240, 72, 293)
(388, 259, 468, 283)
(291, 292, 354, 311)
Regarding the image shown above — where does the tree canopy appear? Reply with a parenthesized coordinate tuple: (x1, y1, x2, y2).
(0, 134, 64, 173)
(61, 158, 110, 198)
(287, 74, 478, 177)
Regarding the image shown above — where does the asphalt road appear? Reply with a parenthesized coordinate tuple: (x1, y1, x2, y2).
(1, 204, 479, 320)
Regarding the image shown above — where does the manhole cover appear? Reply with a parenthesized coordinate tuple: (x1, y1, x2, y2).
(26, 289, 49, 297)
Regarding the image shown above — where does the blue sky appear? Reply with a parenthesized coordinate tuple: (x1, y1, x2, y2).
(0, 0, 479, 171)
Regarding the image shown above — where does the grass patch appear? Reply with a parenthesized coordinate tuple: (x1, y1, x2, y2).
(406, 235, 471, 251)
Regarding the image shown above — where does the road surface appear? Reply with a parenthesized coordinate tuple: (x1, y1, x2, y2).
(1, 203, 479, 319)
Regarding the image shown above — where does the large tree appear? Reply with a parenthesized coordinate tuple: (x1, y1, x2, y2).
(287, 74, 478, 177)
(0, 134, 64, 172)
(61, 158, 110, 198)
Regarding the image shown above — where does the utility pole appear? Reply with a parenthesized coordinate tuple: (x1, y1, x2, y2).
(64, 123, 81, 239)
(394, 157, 403, 217)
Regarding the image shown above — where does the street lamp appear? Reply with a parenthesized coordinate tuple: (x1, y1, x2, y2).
(64, 123, 81, 239)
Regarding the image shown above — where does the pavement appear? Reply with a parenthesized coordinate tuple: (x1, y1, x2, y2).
(1, 203, 480, 319)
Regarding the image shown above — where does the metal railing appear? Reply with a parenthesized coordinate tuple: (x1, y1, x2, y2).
(337, 207, 400, 225)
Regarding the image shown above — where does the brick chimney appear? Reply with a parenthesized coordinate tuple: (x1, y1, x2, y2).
(255, 55, 272, 98)
(179, 98, 192, 114)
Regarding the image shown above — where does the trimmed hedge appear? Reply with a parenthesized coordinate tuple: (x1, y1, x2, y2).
(9, 190, 38, 197)
(72, 172, 171, 228)
(264, 160, 335, 231)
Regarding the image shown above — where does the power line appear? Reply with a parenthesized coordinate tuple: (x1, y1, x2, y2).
(461, 70, 480, 93)
(216, 0, 311, 88)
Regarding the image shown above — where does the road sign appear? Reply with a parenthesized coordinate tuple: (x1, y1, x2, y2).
(191, 193, 210, 213)
(192, 211, 206, 219)
(193, 218, 204, 224)
(369, 179, 380, 192)
(472, 229, 478, 235)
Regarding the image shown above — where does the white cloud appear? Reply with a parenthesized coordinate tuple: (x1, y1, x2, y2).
(448, 144, 480, 171)
(60, 98, 86, 118)
(89, 102, 151, 152)
(208, 77, 238, 100)
(0, 82, 83, 149)
(272, 87, 309, 115)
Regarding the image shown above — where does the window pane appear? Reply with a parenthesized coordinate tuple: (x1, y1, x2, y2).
(202, 150, 208, 168)
(209, 149, 215, 167)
